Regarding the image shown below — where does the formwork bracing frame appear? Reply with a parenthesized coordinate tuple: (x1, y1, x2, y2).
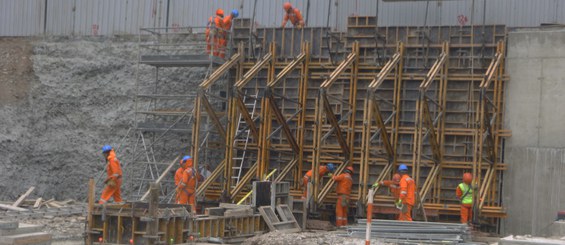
(313, 42, 359, 204)
(361, 42, 404, 202)
(414, 42, 449, 203)
(192, 46, 244, 197)
(228, 43, 275, 201)
(476, 40, 506, 211)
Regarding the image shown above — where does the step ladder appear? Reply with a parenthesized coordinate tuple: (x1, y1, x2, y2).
(231, 90, 259, 187)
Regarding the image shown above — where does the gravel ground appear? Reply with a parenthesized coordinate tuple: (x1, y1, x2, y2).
(242, 230, 390, 245)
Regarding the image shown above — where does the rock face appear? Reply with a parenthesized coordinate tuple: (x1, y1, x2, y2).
(0, 37, 209, 201)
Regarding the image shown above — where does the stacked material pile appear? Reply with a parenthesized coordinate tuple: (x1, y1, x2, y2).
(347, 219, 471, 244)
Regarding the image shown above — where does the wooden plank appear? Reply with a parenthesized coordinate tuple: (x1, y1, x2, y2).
(0, 232, 51, 244)
(140, 156, 180, 201)
(0, 204, 27, 212)
(12, 187, 35, 207)
(33, 198, 43, 209)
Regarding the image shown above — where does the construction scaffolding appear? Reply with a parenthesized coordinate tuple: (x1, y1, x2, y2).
(190, 16, 509, 227)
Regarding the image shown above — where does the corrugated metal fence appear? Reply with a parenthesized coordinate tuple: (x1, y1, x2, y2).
(2, 0, 565, 36)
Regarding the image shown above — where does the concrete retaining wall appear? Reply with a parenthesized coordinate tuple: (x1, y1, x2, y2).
(502, 27, 565, 235)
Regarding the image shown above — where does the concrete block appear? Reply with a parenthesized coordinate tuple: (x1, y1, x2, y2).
(546, 221, 565, 238)
(0, 232, 52, 245)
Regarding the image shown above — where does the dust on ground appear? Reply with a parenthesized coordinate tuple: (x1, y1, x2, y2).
(242, 230, 388, 245)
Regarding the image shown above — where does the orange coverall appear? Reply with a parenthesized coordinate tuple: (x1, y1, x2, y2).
(174, 167, 184, 186)
(99, 150, 123, 204)
(456, 184, 473, 224)
(302, 166, 330, 198)
(332, 172, 353, 227)
(380, 180, 400, 199)
(177, 168, 204, 211)
(282, 8, 304, 28)
(206, 15, 226, 58)
(398, 174, 415, 221)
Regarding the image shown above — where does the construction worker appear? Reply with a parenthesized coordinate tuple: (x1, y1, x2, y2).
(176, 157, 204, 212)
(372, 173, 402, 199)
(174, 155, 192, 188)
(206, 8, 226, 58)
(397, 164, 416, 221)
(332, 166, 353, 227)
(223, 9, 239, 31)
(302, 163, 336, 199)
(99, 145, 123, 204)
(456, 172, 474, 224)
(281, 2, 304, 28)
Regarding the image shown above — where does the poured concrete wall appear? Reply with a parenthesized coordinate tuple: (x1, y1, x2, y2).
(502, 27, 565, 235)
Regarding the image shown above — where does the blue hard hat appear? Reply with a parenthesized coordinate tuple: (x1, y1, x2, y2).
(326, 163, 335, 172)
(102, 145, 112, 153)
(182, 155, 192, 162)
(231, 9, 239, 18)
(398, 164, 408, 171)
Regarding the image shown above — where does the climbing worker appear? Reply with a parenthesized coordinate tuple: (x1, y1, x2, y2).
(302, 163, 336, 199)
(372, 173, 402, 199)
(99, 145, 123, 204)
(456, 172, 474, 224)
(206, 8, 226, 58)
(281, 2, 304, 28)
(176, 157, 204, 212)
(223, 9, 239, 31)
(397, 164, 416, 221)
(174, 156, 192, 192)
(332, 166, 354, 227)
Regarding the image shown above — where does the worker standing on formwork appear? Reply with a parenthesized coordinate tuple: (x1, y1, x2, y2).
(223, 9, 239, 31)
(99, 145, 123, 204)
(176, 157, 204, 212)
(456, 172, 474, 224)
(332, 166, 354, 227)
(281, 2, 304, 28)
(206, 9, 226, 58)
(397, 164, 416, 221)
(302, 163, 336, 199)
(174, 156, 192, 201)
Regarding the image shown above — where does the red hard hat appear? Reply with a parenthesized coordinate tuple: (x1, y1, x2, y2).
(392, 173, 401, 182)
(216, 8, 224, 17)
(283, 2, 292, 11)
(345, 166, 354, 174)
(463, 172, 472, 184)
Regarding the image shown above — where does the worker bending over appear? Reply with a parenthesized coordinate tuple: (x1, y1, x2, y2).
(99, 145, 123, 204)
(302, 163, 336, 199)
(281, 2, 304, 28)
(372, 173, 401, 199)
(176, 157, 204, 212)
(397, 164, 416, 221)
(332, 166, 354, 227)
(206, 9, 227, 58)
(456, 172, 474, 224)
(174, 156, 192, 200)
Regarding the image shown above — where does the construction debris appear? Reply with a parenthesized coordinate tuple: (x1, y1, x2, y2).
(11, 187, 35, 208)
(258, 205, 301, 233)
(0, 221, 51, 245)
(346, 219, 471, 244)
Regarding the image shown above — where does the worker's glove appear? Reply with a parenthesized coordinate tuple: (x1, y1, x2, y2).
(371, 182, 380, 189)
(395, 199, 403, 210)
(327, 173, 333, 177)
(107, 179, 116, 188)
